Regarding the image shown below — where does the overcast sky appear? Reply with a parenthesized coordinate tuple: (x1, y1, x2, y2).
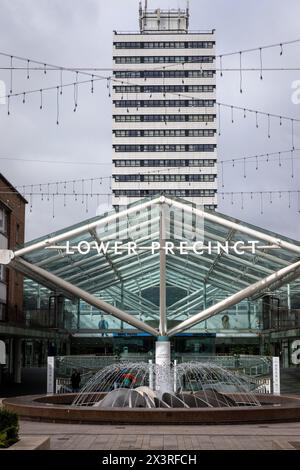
(0, 0, 299, 242)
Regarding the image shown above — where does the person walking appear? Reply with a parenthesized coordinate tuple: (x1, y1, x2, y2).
(71, 368, 81, 393)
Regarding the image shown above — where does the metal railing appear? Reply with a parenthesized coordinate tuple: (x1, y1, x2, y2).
(53, 354, 272, 394)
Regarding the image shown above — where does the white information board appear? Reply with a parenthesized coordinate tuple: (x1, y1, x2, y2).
(0, 340, 6, 365)
(272, 356, 280, 395)
(47, 356, 55, 394)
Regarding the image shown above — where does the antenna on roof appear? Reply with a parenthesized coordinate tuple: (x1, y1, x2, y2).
(186, 0, 190, 30)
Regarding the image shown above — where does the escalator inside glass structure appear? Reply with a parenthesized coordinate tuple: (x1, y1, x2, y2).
(13, 195, 300, 361)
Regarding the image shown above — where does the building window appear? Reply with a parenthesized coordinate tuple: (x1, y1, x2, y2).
(114, 70, 215, 79)
(114, 99, 215, 108)
(0, 264, 6, 283)
(113, 129, 216, 138)
(16, 223, 20, 244)
(113, 159, 217, 167)
(114, 189, 216, 197)
(114, 174, 216, 183)
(114, 41, 215, 49)
(113, 144, 216, 152)
(114, 56, 215, 64)
(113, 114, 215, 123)
(0, 303, 6, 322)
(113, 85, 215, 94)
(0, 207, 8, 235)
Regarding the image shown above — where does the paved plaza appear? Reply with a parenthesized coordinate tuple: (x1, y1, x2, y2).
(2, 368, 300, 450)
(18, 420, 300, 450)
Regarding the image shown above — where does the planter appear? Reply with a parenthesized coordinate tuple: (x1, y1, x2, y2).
(1, 436, 50, 450)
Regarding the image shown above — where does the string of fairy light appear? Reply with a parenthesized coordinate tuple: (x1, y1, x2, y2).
(1, 186, 300, 217)
(0, 37, 300, 217)
(0, 45, 299, 149)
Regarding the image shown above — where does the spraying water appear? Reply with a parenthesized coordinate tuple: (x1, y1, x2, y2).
(72, 362, 261, 408)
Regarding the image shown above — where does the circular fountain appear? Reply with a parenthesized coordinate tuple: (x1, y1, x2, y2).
(71, 362, 261, 409)
(3, 360, 300, 424)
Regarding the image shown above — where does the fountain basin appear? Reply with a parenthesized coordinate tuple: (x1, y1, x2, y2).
(3, 393, 300, 425)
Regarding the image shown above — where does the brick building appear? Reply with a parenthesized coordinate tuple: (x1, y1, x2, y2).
(0, 173, 26, 324)
(0, 174, 70, 384)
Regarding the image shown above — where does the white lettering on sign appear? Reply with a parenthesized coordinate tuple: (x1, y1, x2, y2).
(291, 340, 300, 365)
(47, 356, 55, 394)
(272, 356, 280, 395)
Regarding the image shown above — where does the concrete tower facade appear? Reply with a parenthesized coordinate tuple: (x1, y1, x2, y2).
(112, 2, 217, 208)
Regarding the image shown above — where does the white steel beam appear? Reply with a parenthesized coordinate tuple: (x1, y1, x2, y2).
(167, 259, 300, 337)
(13, 196, 162, 258)
(12, 257, 159, 337)
(164, 197, 300, 255)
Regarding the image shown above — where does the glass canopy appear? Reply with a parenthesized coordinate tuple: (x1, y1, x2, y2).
(12, 195, 300, 335)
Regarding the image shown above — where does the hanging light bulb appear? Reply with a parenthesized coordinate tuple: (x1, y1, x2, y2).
(10, 56, 13, 94)
(291, 149, 294, 178)
(91, 75, 94, 94)
(239, 52, 243, 93)
(260, 192, 263, 215)
(56, 86, 60, 125)
(60, 69, 63, 95)
(73, 82, 77, 112)
(259, 48, 263, 80)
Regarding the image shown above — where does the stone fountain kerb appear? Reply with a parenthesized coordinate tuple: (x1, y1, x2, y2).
(3, 393, 300, 425)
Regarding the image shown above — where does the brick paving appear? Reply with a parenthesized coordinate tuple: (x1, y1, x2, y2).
(18, 420, 300, 450)
(3, 367, 300, 450)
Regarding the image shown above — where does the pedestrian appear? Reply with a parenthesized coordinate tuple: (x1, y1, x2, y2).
(71, 368, 81, 393)
(121, 372, 136, 388)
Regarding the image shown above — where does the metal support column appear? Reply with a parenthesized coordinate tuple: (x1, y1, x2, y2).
(287, 283, 291, 312)
(203, 281, 207, 329)
(120, 283, 124, 331)
(77, 298, 80, 330)
(159, 203, 167, 336)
